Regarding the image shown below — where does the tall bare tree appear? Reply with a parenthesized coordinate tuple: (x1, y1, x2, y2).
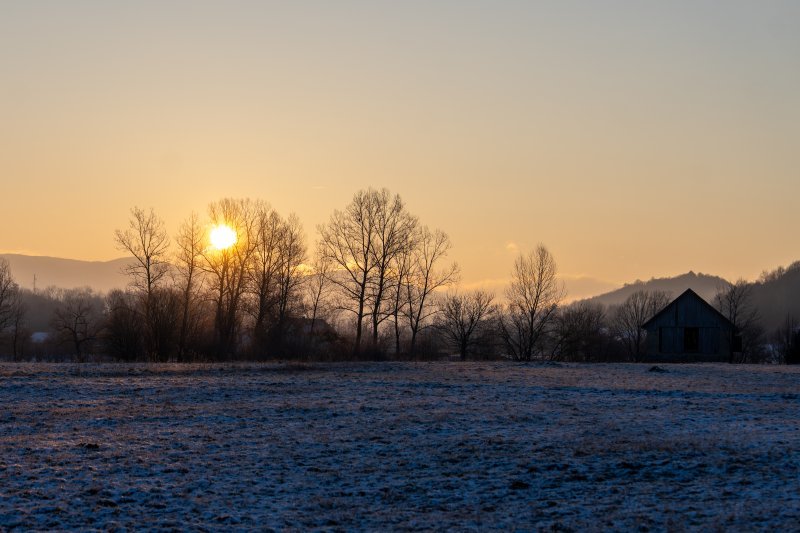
(390, 243, 414, 355)
(367, 189, 417, 348)
(305, 245, 333, 338)
(202, 198, 260, 358)
(174, 212, 205, 361)
(403, 227, 459, 355)
(437, 290, 495, 361)
(319, 188, 403, 354)
(244, 208, 307, 356)
(115, 207, 171, 360)
(499, 245, 565, 361)
(611, 290, 670, 362)
(115, 207, 171, 297)
(249, 206, 285, 351)
(274, 214, 307, 335)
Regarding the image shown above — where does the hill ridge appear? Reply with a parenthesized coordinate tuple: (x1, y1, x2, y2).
(580, 271, 728, 308)
(0, 253, 131, 294)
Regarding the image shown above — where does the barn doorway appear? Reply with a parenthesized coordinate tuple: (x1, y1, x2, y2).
(684, 327, 699, 352)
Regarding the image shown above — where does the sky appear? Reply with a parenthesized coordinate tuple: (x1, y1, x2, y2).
(1, 1, 799, 299)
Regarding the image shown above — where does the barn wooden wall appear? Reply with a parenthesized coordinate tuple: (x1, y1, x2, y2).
(644, 292, 733, 362)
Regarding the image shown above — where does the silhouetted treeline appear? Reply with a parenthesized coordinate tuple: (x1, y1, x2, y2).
(1, 190, 799, 364)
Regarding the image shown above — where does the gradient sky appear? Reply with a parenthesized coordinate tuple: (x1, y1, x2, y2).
(2, 1, 798, 298)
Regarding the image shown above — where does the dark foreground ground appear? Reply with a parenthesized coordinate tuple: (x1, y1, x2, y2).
(1, 362, 799, 531)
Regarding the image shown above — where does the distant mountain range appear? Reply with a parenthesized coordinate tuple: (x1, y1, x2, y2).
(0, 254, 130, 294)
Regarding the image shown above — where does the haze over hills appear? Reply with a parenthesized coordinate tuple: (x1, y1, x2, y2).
(0, 254, 745, 304)
(4, 253, 799, 332)
(1, 254, 130, 294)
(2, 253, 627, 301)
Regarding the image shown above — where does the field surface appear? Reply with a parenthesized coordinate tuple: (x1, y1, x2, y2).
(1, 362, 799, 531)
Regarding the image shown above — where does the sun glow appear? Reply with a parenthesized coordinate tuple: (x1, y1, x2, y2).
(210, 224, 237, 250)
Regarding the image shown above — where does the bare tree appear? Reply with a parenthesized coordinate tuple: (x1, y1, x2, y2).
(249, 206, 284, 352)
(403, 227, 459, 355)
(367, 190, 417, 349)
(319, 191, 374, 354)
(274, 214, 307, 335)
(174, 212, 205, 361)
(243, 208, 307, 356)
(714, 279, 762, 363)
(115, 207, 171, 296)
(305, 245, 333, 337)
(52, 288, 104, 362)
(319, 188, 412, 354)
(611, 290, 670, 362)
(390, 244, 414, 355)
(115, 207, 171, 360)
(437, 290, 495, 360)
(499, 245, 565, 361)
(201, 198, 260, 359)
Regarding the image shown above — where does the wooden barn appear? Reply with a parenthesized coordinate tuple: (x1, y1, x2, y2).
(641, 289, 737, 362)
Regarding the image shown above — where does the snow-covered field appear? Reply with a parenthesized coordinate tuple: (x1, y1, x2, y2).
(1, 362, 799, 531)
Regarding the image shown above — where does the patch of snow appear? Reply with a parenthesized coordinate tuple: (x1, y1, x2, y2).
(1, 362, 799, 529)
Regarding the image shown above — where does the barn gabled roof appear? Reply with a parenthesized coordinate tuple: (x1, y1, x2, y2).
(641, 288, 734, 330)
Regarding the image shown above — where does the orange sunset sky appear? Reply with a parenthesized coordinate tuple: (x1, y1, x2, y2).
(2, 1, 798, 299)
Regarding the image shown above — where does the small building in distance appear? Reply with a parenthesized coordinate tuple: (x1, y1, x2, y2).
(641, 289, 737, 362)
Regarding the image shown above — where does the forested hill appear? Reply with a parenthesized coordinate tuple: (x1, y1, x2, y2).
(581, 271, 728, 308)
(749, 262, 800, 331)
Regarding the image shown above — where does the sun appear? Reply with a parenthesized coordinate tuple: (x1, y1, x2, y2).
(209, 224, 237, 250)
